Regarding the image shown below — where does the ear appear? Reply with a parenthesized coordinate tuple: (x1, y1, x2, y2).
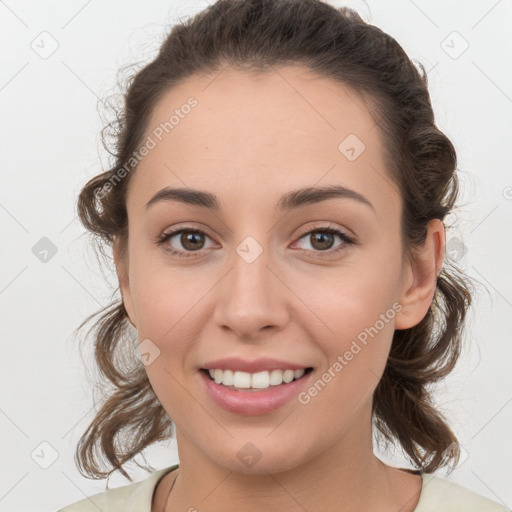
(113, 236, 137, 328)
(394, 219, 445, 330)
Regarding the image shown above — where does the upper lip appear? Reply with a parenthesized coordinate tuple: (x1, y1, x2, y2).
(201, 357, 312, 373)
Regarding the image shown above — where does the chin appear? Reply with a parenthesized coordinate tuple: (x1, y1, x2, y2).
(204, 441, 309, 476)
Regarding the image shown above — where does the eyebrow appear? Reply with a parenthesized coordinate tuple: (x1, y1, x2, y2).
(144, 184, 375, 213)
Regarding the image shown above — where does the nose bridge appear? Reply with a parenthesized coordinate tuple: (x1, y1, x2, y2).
(213, 230, 289, 336)
(231, 232, 275, 309)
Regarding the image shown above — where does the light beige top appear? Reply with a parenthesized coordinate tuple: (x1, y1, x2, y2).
(57, 464, 510, 512)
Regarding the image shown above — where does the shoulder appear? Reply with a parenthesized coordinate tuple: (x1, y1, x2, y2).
(415, 473, 510, 512)
(56, 465, 179, 512)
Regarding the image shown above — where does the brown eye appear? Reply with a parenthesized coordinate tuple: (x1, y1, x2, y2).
(309, 231, 335, 251)
(157, 228, 215, 257)
(293, 226, 355, 256)
(179, 231, 205, 251)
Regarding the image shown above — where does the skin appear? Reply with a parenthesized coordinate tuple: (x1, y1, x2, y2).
(113, 65, 445, 512)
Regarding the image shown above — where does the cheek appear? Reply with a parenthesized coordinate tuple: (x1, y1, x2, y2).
(290, 251, 401, 404)
(129, 252, 209, 339)
(130, 266, 202, 413)
(297, 300, 396, 426)
(291, 248, 402, 343)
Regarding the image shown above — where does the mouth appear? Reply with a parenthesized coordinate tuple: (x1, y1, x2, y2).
(199, 367, 314, 391)
(199, 366, 315, 416)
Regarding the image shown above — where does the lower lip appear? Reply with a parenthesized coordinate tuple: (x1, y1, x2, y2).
(199, 369, 314, 416)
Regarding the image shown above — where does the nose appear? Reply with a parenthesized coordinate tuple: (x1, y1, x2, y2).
(212, 238, 290, 340)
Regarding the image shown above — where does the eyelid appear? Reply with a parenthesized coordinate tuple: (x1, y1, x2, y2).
(293, 221, 355, 241)
(156, 221, 216, 244)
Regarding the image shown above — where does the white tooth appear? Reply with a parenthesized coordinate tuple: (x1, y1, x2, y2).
(222, 369, 234, 386)
(233, 371, 251, 388)
(282, 369, 294, 383)
(210, 368, 306, 388)
(269, 369, 284, 386)
(214, 369, 223, 384)
(294, 369, 305, 379)
(251, 371, 270, 389)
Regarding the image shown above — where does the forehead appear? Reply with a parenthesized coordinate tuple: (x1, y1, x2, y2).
(146, 64, 380, 159)
(127, 65, 396, 216)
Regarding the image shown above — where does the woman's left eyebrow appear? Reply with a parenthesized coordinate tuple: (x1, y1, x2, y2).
(276, 184, 375, 214)
(144, 184, 375, 214)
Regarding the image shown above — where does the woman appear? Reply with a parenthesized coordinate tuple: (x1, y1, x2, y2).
(58, 0, 510, 510)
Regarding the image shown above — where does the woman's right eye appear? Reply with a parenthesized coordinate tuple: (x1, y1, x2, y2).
(156, 228, 214, 258)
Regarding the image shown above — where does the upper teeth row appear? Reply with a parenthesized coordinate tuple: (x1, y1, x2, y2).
(208, 368, 306, 388)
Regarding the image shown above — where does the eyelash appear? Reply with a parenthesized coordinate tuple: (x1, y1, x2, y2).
(155, 224, 356, 259)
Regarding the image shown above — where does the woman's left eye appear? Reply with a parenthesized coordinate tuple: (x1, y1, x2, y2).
(156, 225, 355, 258)
(293, 226, 355, 256)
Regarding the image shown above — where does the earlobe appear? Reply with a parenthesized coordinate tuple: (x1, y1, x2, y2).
(394, 219, 445, 330)
(113, 236, 137, 328)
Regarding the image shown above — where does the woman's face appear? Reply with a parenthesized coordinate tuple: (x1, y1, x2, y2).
(116, 65, 436, 474)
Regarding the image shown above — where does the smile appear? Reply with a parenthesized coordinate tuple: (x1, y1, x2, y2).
(199, 367, 315, 416)
(202, 368, 313, 390)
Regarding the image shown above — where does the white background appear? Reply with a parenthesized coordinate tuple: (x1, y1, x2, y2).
(1, 1, 511, 510)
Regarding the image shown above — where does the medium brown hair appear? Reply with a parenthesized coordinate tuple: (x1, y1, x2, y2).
(74, 0, 472, 481)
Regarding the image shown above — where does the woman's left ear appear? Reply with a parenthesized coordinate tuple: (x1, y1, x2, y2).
(394, 219, 445, 330)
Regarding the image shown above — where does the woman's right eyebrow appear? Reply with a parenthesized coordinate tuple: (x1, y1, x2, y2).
(144, 184, 375, 214)
(145, 186, 219, 211)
